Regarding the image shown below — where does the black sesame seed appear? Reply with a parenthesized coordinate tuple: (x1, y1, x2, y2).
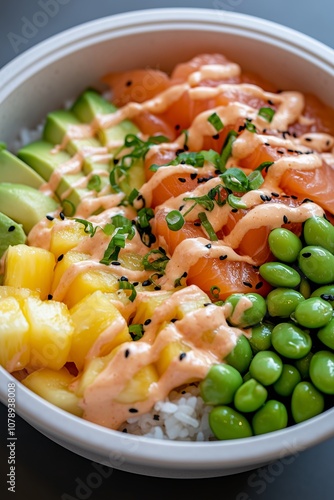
(267, 99, 274, 105)
(295, 150, 303, 155)
(179, 352, 187, 361)
(184, 144, 189, 151)
(142, 280, 151, 287)
(219, 255, 227, 261)
(277, 150, 284, 154)
(305, 137, 312, 142)
(154, 286, 161, 291)
(265, 195, 272, 201)
(231, 208, 238, 213)
(255, 282, 263, 290)
(282, 195, 290, 198)
(175, 149, 184, 156)
(291, 195, 298, 200)
(287, 149, 294, 153)
(264, 142, 270, 147)
(128, 408, 138, 413)
(182, 272, 188, 278)
(144, 319, 152, 326)
(124, 349, 130, 358)
(302, 198, 314, 204)
(243, 281, 252, 288)
(125, 80, 133, 86)
(153, 414, 160, 421)
(111, 261, 121, 266)
(137, 194, 144, 201)
(179, 205, 185, 211)
(8, 226, 15, 232)
(293, 133, 298, 138)
(175, 124, 181, 131)
(59, 212, 65, 220)
(238, 125, 246, 132)
(260, 194, 267, 202)
(214, 169, 221, 175)
(120, 276, 128, 282)
(178, 177, 186, 183)
(212, 134, 220, 140)
(302, 252, 312, 258)
(122, 428, 128, 433)
(57, 254, 64, 262)
(262, 128, 267, 133)
(46, 215, 54, 221)
(171, 318, 178, 323)
(47, 294, 53, 300)
(203, 303, 211, 307)
(113, 158, 119, 165)
(271, 192, 279, 197)
(205, 244, 212, 249)
(283, 215, 289, 224)
(194, 221, 201, 227)
(190, 173, 198, 180)
(133, 282, 139, 286)
(326, 140, 331, 146)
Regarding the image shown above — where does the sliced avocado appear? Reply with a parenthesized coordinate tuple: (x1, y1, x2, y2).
(0, 149, 45, 189)
(0, 183, 58, 233)
(18, 140, 88, 209)
(0, 212, 26, 258)
(43, 110, 108, 174)
(71, 89, 139, 148)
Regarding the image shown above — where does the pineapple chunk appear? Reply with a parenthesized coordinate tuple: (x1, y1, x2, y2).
(69, 290, 131, 370)
(22, 367, 83, 416)
(52, 250, 119, 308)
(115, 364, 159, 403)
(49, 220, 87, 259)
(23, 297, 73, 370)
(155, 341, 191, 376)
(0, 296, 30, 372)
(0, 285, 39, 301)
(118, 252, 144, 271)
(74, 347, 120, 397)
(4, 244, 55, 300)
(132, 290, 173, 325)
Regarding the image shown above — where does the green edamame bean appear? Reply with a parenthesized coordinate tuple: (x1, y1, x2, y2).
(249, 350, 283, 386)
(225, 293, 267, 328)
(234, 378, 268, 413)
(209, 406, 253, 440)
(268, 228, 302, 263)
(298, 246, 334, 284)
(317, 318, 334, 349)
(291, 381, 324, 423)
(252, 400, 288, 435)
(249, 323, 273, 353)
(225, 335, 253, 374)
(243, 371, 252, 382)
(294, 297, 332, 328)
(303, 216, 334, 254)
(259, 262, 301, 288)
(311, 285, 334, 307)
(271, 323, 312, 359)
(273, 364, 302, 397)
(266, 288, 305, 318)
(295, 352, 314, 379)
(299, 277, 312, 299)
(199, 363, 243, 405)
(309, 350, 334, 394)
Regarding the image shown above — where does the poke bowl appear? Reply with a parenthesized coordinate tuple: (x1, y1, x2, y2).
(0, 8, 334, 478)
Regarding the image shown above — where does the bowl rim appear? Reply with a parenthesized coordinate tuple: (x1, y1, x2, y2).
(0, 7, 334, 472)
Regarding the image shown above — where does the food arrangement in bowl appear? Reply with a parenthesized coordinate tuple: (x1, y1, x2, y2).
(1, 48, 334, 443)
(0, 8, 334, 477)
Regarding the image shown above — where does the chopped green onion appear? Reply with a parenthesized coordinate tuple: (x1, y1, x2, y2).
(142, 248, 170, 273)
(118, 280, 137, 302)
(210, 286, 221, 299)
(100, 215, 135, 265)
(220, 130, 238, 171)
(0, 142, 7, 152)
(208, 112, 224, 132)
(208, 185, 227, 207)
(62, 199, 75, 217)
(135, 208, 156, 247)
(74, 218, 98, 237)
(244, 119, 257, 133)
(149, 163, 162, 172)
(198, 212, 218, 241)
(221, 167, 249, 193)
(109, 165, 128, 192)
(258, 107, 275, 122)
(183, 194, 215, 213)
(137, 207, 154, 229)
(201, 149, 224, 170)
(227, 194, 248, 210)
(103, 223, 114, 236)
(174, 274, 187, 288)
(129, 324, 144, 340)
(255, 161, 274, 172)
(128, 188, 139, 205)
(166, 210, 185, 231)
(247, 170, 264, 190)
(87, 174, 102, 192)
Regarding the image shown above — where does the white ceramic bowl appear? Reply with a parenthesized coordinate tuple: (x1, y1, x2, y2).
(0, 8, 333, 478)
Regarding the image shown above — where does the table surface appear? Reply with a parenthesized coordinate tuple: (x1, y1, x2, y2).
(1, 1, 334, 498)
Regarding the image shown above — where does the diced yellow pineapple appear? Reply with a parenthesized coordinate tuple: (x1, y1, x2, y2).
(74, 347, 120, 397)
(0, 296, 30, 372)
(23, 297, 73, 370)
(155, 341, 191, 376)
(49, 220, 87, 259)
(69, 290, 131, 370)
(22, 367, 83, 416)
(132, 290, 173, 325)
(0, 286, 39, 301)
(51, 250, 119, 308)
(115, 364, 159, 403)
(4, 244, 55, 300)
(118, 252, 144, 271)
(176, 290, 211, 318)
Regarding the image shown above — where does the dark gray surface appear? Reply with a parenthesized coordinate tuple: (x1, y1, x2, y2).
(1, 1, 334, 498)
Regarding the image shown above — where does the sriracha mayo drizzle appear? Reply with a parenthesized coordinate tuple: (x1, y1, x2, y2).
(19, 54, 334, 430)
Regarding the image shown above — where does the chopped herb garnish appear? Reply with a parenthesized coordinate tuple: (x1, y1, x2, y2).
(62, 199, 75, 217)
(245, 119, 257, 133)
(210, 286, 221, 299)
(129, 324, 144, 340)
(227, 194, 248, 210)
(134, 207, 156, 247)
(166, 210, 185, 231)
(118, 280, 137, 302)
(198, 212, 218, 241)
(183, 193, 215, 215)
(74, 218, 98, 237)
(142, 248, 170, 273)
(220, 167, 249, 193)
(100, 215, 135, 265)
(208, 112, 224, 132)
(128, 188, 139, 205)
(255, 161, 274, 172)
(220, 130, 238, 171)
(247, 170, 264, 190)
(87, 174, 102, 192)
(258, 107, 275, 122)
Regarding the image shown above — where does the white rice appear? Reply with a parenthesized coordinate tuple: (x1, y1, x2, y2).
(119, 385, 215, 441)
